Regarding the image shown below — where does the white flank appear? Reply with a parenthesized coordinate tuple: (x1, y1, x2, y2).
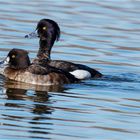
(70, 70, 91, 80)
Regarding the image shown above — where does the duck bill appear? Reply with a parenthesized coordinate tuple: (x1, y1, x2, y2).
(25, 30, 39, 39)
(0, 57, 9, 68)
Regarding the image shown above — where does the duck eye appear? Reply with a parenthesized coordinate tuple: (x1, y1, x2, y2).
(43, 26, 47, 30)
(11, 55, 16, 58)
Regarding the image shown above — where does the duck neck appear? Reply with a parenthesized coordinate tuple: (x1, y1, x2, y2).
(37, 38, 53, 60)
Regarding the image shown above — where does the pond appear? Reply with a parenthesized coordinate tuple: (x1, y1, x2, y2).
(0, 0, 140, 139)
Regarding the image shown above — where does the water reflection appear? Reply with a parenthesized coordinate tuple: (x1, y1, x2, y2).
(5, 88, 51, 112)
(1, 82, 56, 139)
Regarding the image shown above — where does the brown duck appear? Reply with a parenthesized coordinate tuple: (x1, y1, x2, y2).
(0, 48, 78, 85)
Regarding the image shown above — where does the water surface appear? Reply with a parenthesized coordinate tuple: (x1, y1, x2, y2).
(0, 0, 140, 139)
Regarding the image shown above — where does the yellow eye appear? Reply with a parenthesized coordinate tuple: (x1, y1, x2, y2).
(43, 26, 47, 30)
(12, 55, 16, 58)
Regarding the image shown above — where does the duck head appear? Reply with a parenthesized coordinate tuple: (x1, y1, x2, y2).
(25, 19, 60, 42)
(36, 19, 60, 43)
(25, 19, 60, 60)
(0, 48, 30, 70)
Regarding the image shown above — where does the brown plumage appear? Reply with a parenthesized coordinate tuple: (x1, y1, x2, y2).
(0, 48, 78, 85)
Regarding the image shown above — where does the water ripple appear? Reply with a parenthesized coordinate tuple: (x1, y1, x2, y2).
(0, 0, 140, 140)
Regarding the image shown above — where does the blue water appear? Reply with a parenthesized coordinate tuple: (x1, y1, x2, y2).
(0, 0, 140, 139)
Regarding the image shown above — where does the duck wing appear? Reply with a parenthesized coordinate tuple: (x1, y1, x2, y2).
(49, 60, 102, 78)
(27, 63, 78, 83)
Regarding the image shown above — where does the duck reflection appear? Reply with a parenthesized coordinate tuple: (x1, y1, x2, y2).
(1, 79, 67, 138)
(5, 87, 53, 115)
(4, 80, 65, 115)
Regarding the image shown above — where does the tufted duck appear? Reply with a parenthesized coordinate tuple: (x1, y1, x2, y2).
(0, 48, 78, 85)
(25, 19, 102, 80)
